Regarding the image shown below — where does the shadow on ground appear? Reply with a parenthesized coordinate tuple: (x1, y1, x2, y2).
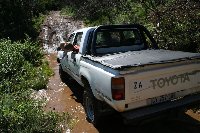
(61, 77, 84, 103)
(62, 78, 200, 133)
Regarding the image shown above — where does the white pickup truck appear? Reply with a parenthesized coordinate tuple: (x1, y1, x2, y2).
(57, 24, 200, 125)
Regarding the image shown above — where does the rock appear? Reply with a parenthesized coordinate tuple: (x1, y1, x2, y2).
(39, 11, 84, 54)
(66, 129, 71, 133)
(31, 89, 49, 101)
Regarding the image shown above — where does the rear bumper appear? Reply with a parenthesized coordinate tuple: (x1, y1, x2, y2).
(121, 93, 200, 122)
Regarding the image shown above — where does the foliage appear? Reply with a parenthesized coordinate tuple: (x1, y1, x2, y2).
(0, 39, 43, 83)
(0, 0, 65, 40)
(32, 13, 47, 33)
(60, 6, 75, 17)
(0, 39, 72, 132)
(1, 0, 199, 51)
(0, 94, 71, 133)
(61, 0, 200, 53)
(138, 0, 200, 52)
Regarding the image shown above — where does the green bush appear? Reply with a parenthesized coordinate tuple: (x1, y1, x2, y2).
(0, 39, 46, 93)
(0, 93, 71, 133)
(32, 14, 47, 33)
(64, 0, 199, 53)
(0, 39, 24, 81)
(0, 39, 72, 132)
(60, 6, 75, 17)
(0, 0, 65, 40)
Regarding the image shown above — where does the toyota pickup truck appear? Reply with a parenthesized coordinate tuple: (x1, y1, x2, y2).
(57, 24, 200, 125)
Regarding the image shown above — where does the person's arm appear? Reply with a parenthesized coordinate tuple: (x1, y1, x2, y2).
(64, 42, 74, 51)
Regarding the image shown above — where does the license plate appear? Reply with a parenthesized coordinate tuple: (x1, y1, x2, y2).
(147, 93, 176, 105)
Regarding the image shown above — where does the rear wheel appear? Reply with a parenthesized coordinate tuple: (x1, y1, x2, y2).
(83, 86, 102, 126)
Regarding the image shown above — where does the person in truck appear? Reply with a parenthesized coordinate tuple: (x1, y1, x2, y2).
(59, 41, 74, 51)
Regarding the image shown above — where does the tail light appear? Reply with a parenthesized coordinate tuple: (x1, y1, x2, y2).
(111, 77, 125, 100)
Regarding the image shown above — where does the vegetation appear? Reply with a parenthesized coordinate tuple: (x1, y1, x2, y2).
(62, 0, 200, 53)
(0, 0, 199, 132)
(1, 0, 199, 53)
(61, 6, 75, 17)
(0, 39, 72, 132)
(0, 0, 65, 41)
(0, 1, 74, 132)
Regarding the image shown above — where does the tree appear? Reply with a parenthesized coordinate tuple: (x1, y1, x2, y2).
(0, 0, 64, 40)
(144, 0, 200, 52)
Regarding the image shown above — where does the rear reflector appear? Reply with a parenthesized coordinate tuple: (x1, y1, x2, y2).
(111, 77, 125, 100)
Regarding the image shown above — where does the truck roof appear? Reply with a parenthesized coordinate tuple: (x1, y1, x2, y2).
(74, 27, 96, 33)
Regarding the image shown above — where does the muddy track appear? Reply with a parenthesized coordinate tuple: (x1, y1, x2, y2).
(45, 53, 200, 133)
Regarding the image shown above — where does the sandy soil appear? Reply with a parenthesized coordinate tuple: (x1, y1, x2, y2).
(45, 53, 200, 133)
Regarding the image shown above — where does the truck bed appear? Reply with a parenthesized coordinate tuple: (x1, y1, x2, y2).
(85, 49, 200, 69)
(83, 49, 200, 113)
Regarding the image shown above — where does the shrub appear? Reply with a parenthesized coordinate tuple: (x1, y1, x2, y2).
(32, 14, 47, 33)
(60, 6, 75, 17)
(0, 39, 25, 81)
(0, 39, 72, 132)
(0, 0, 65, 40)
(0, 39, 46, 93)
(0, 93, 71, 133)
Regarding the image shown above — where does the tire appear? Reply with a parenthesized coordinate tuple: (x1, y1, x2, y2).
(83, 87, 102, 126)
(57, 58, 60, 63)
(59, 65, 70, 81)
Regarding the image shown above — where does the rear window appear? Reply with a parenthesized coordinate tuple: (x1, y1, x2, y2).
(95, 29, 143, 48)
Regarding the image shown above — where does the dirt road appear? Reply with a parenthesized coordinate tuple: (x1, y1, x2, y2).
(45, 53, 200, 133)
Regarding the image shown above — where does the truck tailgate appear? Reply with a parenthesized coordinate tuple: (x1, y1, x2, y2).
(124, 60, 200, 111)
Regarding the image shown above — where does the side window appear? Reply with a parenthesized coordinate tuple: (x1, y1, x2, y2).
(73, 32, 83, 46)
(67, 33, 75, 44)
